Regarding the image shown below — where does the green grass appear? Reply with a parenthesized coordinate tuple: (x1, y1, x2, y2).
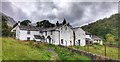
(2, 37, 53, 60)
(73, 45, 119, 60)
(2, 37, 91, 60)
(0, 37, 2, 61)
(48, 45, 91, 60)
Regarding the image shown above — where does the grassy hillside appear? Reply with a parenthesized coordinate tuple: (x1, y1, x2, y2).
(82, 13, 119, 45)
(2, 37, 53, 60)
(48, 45, 91, 60)
(2, 37, 91, 60)
(0, 38, 2, 61)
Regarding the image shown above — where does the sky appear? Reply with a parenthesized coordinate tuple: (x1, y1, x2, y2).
(0, 0, 118, 27)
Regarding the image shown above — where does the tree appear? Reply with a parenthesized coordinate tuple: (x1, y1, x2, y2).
(106, 33, 115, 45)
(36, 20, 55, 28)
(81, 13, 119, 46)
(62, 19, 66, 25)
(20, 20, 31, 26)
(2, 16, 11, 37)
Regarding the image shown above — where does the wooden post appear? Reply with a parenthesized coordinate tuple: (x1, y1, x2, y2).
(104, 43, 107, 62)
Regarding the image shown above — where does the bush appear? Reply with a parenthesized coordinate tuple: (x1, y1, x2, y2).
(94, 43, 100, 45)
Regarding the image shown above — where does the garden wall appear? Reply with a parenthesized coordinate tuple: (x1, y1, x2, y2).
(59, 45, 120, 62)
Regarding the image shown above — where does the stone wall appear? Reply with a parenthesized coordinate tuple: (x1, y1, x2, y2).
(59, 45, 120, 62)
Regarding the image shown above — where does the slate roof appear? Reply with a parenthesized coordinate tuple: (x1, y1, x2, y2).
(85, 38, 93, 41)
(85, 31, 92, 35)
(92, 35, 102, 40)
(34, 35, 42, 39)
(42, 26, 58, 31)
(41, 24, 72, 31)
(72, 27, 83, 31)
(19, 25, 43, 31)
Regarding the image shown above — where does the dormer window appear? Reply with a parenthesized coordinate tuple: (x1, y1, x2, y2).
(27, 30, 30, 34)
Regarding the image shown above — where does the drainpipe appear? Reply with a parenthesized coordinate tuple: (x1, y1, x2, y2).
(56, 30, 60, 45)
(73, 31, 75, 46)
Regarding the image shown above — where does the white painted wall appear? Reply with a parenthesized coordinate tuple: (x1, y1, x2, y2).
(18, 29, 41, 41)
(74, 28, 86, 46)
(19, 30, 27, 40)
(42, 30, 60, 45)
(16, 26, 20, 39)
(86, 35, 92, 39)
(52, 31, 60, 45)
(56, 25, 74, 46)
(93, 40, 103, 45)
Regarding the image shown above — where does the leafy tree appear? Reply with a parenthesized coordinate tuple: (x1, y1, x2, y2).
(20, 20, 31, 26)
(2, 16, 11, 37)
(36, 20, 55, 28)
(106, 33, 115, 45)
(13, 20, 31, 28)
(82, 13, 119, 46)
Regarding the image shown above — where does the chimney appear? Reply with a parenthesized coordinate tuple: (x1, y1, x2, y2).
(18, 21, 20, 26)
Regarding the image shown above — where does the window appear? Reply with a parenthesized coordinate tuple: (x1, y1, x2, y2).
(27, 37, 30, 40)
(45, 31, 47, 36)
(61, 39, 63, 44)
(51, 31, 52, 35)
(90, 35, 92, 37)
(27, 30, 30, 34)
(78, 40, 80, 45)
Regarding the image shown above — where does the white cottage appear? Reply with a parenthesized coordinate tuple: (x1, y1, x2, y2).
(85, 31, 103, 45)
(11, 20, 102, 46)
(15, 25, 42, 41)
(56, 24, 74, 46)
(73, 27, 86, 46)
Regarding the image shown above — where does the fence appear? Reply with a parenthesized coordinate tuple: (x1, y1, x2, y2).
(59, 45, 120, 62)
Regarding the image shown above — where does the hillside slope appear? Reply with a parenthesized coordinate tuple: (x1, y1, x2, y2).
(81, 13, 119, 44)
(1, 12, 17, 37)
(2, 37, 91, 60)
(2, 37, 53, 60)
(0, 12, 16, 27)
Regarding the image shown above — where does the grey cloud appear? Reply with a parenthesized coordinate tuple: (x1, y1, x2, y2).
(1, 2, 28, 22)
(1, 2, 118, 27)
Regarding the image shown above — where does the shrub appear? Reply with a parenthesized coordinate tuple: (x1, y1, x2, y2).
(94, 43, 100, 45)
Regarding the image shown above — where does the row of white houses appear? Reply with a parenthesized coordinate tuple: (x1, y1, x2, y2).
(11, 21, 103, 46)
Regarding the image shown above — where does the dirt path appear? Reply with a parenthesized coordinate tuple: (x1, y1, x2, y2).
(48, 48, 59, 60)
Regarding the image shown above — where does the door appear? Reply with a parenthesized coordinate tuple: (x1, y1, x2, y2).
(78, 40, 80, 46)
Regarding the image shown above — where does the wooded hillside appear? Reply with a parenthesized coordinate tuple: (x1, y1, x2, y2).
(82, 13, 119, 45)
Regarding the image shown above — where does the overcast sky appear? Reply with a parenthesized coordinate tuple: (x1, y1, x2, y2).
(1, 0, 118, 27)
